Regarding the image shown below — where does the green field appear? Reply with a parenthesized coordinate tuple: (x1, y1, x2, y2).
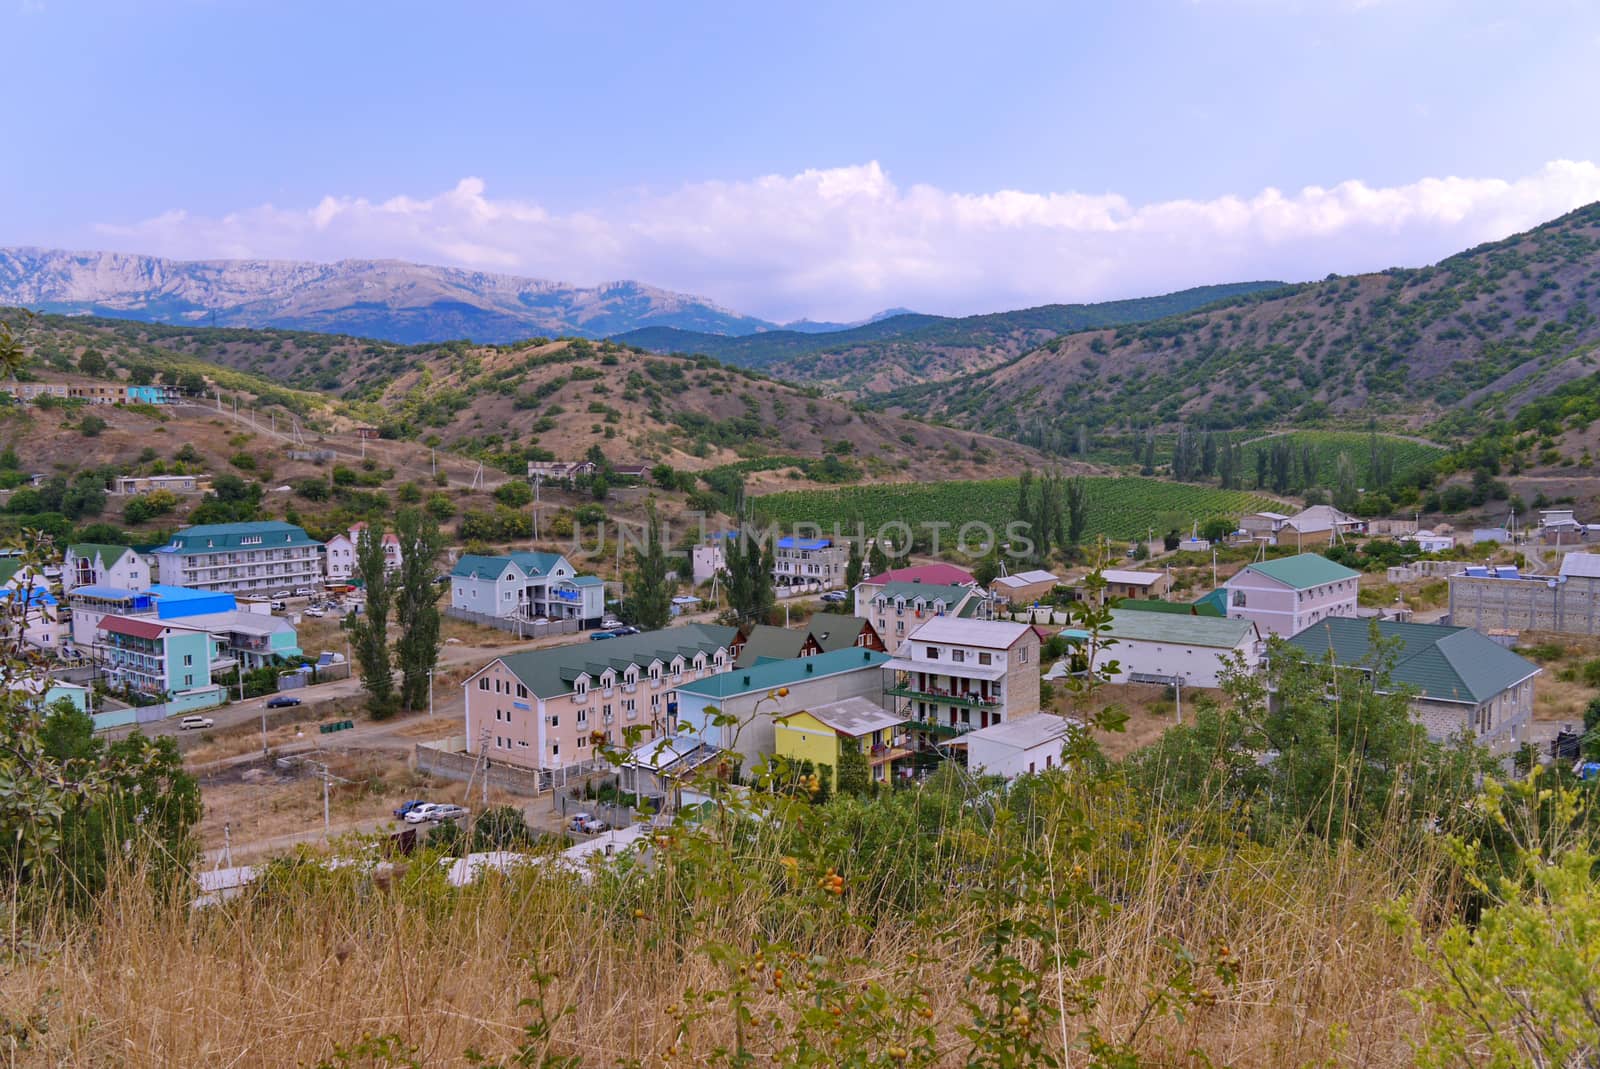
(753, 477, 1283, 542)
(1237, 432, 1445, 486)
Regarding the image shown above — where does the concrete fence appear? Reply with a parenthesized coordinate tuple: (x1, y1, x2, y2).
(413, 743, 610, 796)
(1386, 561, 1469, 583)
(1449, 573, 1600, 636)
(444, 607, 582, 639)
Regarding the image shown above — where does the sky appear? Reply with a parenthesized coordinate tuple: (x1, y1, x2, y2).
(7, 0, 1600, 322)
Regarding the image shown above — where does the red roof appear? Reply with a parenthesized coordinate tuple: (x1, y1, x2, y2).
(100, 614, 170, 640)
(863, 563, 975, 586)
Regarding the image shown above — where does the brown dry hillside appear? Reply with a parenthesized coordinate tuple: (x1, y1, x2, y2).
(890, 201, 1600, 449)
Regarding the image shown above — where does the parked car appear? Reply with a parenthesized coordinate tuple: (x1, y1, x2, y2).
(614, 625, 641, 635)
(430, 804, 469, 822)
(589, 630, 618, 641)
(393, 799, 428, 819)
(270, 590, 292, 600)
(820, 591, 848, 603)
(303, 607, 325, 618)
(579, 818, 609, 834)
(293, 587, 316, 598)
(270, 600, 288, 612)
(600, 616, 623, 630)
(265, 695, 302, 708)
(178, 715, 214, 730)
(403, 803, 441, 824)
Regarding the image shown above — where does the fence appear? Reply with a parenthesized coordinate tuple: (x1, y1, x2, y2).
(413, 743, 610, 796)
(444, 607, 583, 639)
(553, 791, 637, 830)
(1386, 561, 1469, 583)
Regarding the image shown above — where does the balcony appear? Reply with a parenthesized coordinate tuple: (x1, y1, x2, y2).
(908, 717, 974, 738)
(884, 684, 1001, 710)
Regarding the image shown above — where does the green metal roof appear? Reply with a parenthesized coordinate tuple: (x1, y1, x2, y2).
(1105, 609, 1257, 649)
(1117, 598, 1224, 618)
(808, 618, 875, 653)
(162, 522, 320, 556)
(1241, 553, 1359, 590)
(1194, 589, 1230, 614)
(451, 551, 570, 580)
(494, 623, 739, 699)
(67, 543, 134, 570)
(678, 647, 890, 699)
(1285, 618, 1540, 706)
(734, 624, 814, 668)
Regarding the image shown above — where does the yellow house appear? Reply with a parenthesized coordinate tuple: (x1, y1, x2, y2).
(773, 696, 910, 785)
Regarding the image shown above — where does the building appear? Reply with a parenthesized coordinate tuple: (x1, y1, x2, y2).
(175, 610, 302, 670)
(96, 615, 226, 712)
(0, 382, 69, 402)
(773, 696, 911, 786)
(449, 551, 604, 625)
(152, 522, 324, 596)
(1447, 554, 1600, 636)
(772, 536, 850, 590)
(462, 624, 740, 772)
(1239, 511, 1293, 543)
(527, 460, 596, 483)
(1282, 505, 1364, 545)
(950, 713, 1075, 779)
(857, 580, 988, 653)
(0, 586, 60, 651)
(9, 677, 90, 714)
(860, 562, 977, 588)
(691, 541, 727, 585)
(1076, 610, 1262, 690)
(1285, 618, 1540, 755)
(1221, 553, 1361, 637)
(989, 569, 1061, 606)
(69, 582, 239, 657)
(63, 543, 150, 593)
(883, 617, 1040, 743)
(108, 474, 211, 495)
(326, 522, 402, 582)
(733, 623, 825, 668)
(675, 647, 891, 768)
(1116, 597, 1224, 618)
(1403, 529, 1455, 554)
(808, 617, 886, 654)
(1100, 569, 1172, 601)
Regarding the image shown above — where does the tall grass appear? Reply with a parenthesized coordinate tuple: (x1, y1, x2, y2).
(1, 774, 1456, 1068)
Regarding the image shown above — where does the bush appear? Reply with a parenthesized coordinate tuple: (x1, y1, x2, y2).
(425, 492, 456, 521)
(80, 414, 107, 437)
(493, 480, 533, 508)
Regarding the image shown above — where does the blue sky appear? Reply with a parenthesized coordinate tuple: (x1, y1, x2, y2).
(7, 0, 1600, 320)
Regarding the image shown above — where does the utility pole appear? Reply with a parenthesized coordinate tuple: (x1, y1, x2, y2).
(427, 667, 435, 718)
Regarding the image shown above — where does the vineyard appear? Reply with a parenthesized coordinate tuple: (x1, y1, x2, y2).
(753, 477, 1284, 541)
(1237, 432, 1446, 487)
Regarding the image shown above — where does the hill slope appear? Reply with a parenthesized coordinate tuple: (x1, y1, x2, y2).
(616, 282, 1286, 392)
(11, 312, 1056, 486)
(0, 248, 776, 343)
(891, 202, 1600, 448)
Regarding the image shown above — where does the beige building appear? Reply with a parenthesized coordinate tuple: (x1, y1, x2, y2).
(884, 617, 1040, 743)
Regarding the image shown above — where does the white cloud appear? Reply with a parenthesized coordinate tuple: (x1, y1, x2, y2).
(92, 161, 1600, 322)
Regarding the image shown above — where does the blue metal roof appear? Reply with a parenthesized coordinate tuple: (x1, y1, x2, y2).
(776, 536, 832, 550)
(69, 585, 148, 600)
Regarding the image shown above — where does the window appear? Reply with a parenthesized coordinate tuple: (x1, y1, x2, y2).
(978, 651, 992, 665)
(516, 683, 528, 699)
(896, 620, 905, 634)
(577, 709, 588, 725)
(184, 674, 194, 686)
(183, 653, 193, 666)
(549, 715, 559, 727)
(1019, 647, 1029, 664)
(1233, 591, 1247, 608)
(552, 743, 559, 757)
(925, 646, 940, 659)
(951, 649, 965, 663)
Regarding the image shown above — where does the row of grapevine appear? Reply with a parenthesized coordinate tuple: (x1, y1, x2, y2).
(752, 477, 1283, 542)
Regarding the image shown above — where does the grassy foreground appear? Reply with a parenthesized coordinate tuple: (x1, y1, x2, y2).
(5, 776, 1450, 1068)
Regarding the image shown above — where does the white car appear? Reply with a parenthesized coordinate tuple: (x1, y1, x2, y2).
(270, 590, 292, 600)
(178, 715, 214, 730)
(303, 607, 325, 618)
(403, 803, 442, 824)
(293, 587, 316, 598)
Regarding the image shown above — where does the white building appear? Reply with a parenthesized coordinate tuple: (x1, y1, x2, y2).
(1057, 609, 1262, 690)
(1221, 553, 1361, 638)
(858, 580, 988, 653)
(325, 523, 402, 582)
(449, 551, 604, 625)
(1403, 529, 1455, 554)
(953, 713, 1075, 779)
(772, 536, 850, 589)
(691, 542, 727, 585)
(152, 522, 324, 596)
(63, 543, 150, 593)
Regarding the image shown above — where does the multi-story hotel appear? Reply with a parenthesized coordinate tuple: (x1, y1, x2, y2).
(152, 522, 324, 596)
(882, 617, 1040, 741)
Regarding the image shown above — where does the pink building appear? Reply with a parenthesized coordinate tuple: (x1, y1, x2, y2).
(462, 623, 740, 773)
(1221, 553, 1360, 637)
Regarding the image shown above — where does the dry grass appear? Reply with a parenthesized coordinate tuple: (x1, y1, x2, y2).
(1, 780, 1453, 1069)
(1044, 682, 1198, 760)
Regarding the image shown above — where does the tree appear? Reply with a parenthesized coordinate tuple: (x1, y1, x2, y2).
(76, 348, 108, 377)
(0, 310, 34, 381)
(1064, 476, 1089, 547)
(346, 519, 397, 717)
(844, 539, 864, 591)
(835, 738, 870, 796)
(1332, 452, 1360, 514)
(393, 510, 445, 714)
(178, 371, 207, 396)
(622, 498, 673, 631)
(723, 526, 776, 624)
(972, 550, 1001, 588)
(472, 805, 536, 851)
(493, 480, 533, 508)
(866, 539, 889, 578)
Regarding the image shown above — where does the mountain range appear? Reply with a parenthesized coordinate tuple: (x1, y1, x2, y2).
(0, 248, 778, 343)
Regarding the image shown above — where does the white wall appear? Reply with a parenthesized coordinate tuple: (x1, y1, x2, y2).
(1102, 636, 1259, 689)
(966, 733, 1066, 779)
